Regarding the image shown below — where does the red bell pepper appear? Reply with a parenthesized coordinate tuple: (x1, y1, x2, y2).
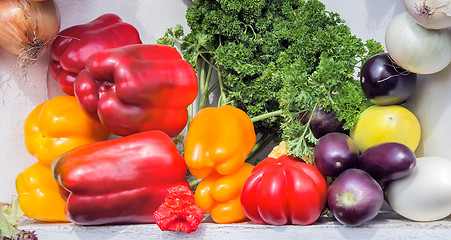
(241, 155, 327, 226)
(74, 44, 198, 137)
(49, 13, 142, 95)
(52, 130, 189, 225)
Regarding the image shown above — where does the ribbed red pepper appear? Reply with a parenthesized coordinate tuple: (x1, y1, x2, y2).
(241, 155, 327, 226)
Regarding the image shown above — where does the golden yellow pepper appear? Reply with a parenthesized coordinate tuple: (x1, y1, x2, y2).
(268, 141, 313, 164)
(16, 162, 68, 222)
(24, 95, 110, 166)
(268, 141, 289, 158)
(184, 105, 256, 178)
(194, 162, 253, 223)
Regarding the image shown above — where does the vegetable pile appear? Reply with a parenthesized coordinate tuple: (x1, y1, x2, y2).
(1, 0, 451, 238)
(158, 0, 383, 159)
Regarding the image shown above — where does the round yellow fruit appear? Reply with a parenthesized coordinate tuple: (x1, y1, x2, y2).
(350, 105, 421, 153)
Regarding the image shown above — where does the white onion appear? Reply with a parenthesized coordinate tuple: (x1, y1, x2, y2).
(403, 0, 451, 30)
(387, 156, 451, 222)
(385, 12, 451, 74)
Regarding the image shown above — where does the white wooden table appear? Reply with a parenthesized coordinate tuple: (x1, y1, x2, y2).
(20, 210, 451, 240)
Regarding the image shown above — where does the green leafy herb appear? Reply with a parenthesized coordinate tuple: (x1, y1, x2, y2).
(1, 201, 38, 240)
(1, 201, 22, 238)
(158, 0, 383, 160)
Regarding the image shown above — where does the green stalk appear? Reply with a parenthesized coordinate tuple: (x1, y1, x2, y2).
(186, 173, 203, 191)
(245, 133, 274, 165)
(300, 103, 317, 140)
(217, 71, 228, 107)
(199, 54, 219, 72)
(205, 61, 213, 89)
(207, 80, 219, 96)
(198, 60, 208, 110)
(250, 109, 283, 122)
(241, 110, 284, 164)
(288, 102, 318, 159)
(198, 57, 216, 110)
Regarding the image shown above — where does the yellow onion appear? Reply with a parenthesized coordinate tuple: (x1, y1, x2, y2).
(0, 0, 60, 65)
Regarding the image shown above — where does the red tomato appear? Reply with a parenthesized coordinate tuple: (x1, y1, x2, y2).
(240, 155, 327, 225)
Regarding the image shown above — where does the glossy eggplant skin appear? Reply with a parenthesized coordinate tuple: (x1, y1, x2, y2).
(358, 142, 416, 186)
(314, 132, 359, 178)
(327, 169, 384, 226)
(300, 106, 346, 139)
(360, 53, 417, 106)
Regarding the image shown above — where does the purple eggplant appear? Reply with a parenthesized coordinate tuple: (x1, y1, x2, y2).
(360, 53, 417, 106)
(314, 132, 359, 178)
(358, 142, 416, 186)
(327, 168, 383, 226)
(299, 106, 347, 139)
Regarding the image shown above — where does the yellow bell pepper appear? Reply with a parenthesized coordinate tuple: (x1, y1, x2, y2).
(184, 105, 256, 178)
(194, 162, 253, 223)
(268, 141, 289, 158)
(268, 141, 314, 164)
(16, 162, 68, 222)
(24, 95, 110, 166)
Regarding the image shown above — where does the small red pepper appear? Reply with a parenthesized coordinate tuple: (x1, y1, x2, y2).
(154, 185, 204, 233)
(49, 13, 142, 95)
(74, 44, 198, 137)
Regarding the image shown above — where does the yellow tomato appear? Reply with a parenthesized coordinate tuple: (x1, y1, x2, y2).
(350, 105, 421, 153)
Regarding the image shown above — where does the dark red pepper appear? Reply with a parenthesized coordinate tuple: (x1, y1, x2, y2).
(74, 44, 198, 137)
(52, 130, 189, 225)
(154, 185, 204, 233)
(49, 13, 142, 95)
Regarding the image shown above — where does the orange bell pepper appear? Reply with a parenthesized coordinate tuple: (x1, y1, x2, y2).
(15, 162, 68, 222)
(24, 95, 110, 166)
(194, 162, 253, 223)
(184, 105, 256, 178)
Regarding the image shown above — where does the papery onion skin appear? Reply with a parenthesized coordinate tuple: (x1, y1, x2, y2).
(385, 12, 451, 74)
(0, 0, 60, 58)
(404, 0, 451, 30)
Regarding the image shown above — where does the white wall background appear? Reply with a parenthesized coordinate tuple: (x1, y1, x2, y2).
(2, 0, 445, 203)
